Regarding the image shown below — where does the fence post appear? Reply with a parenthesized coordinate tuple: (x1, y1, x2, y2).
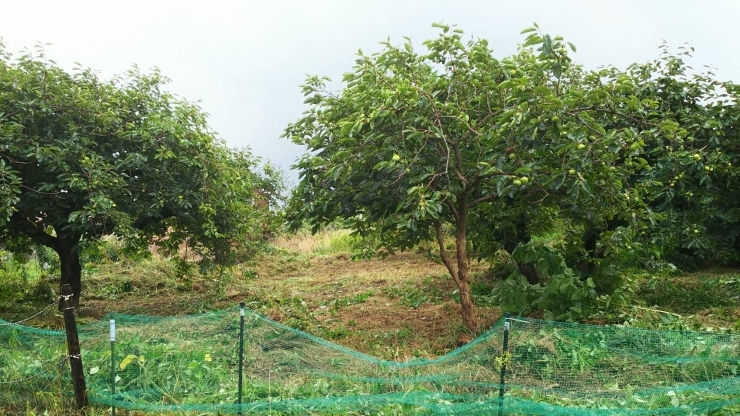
(110, 319, 116, 416)
(61, 284, 88, 411)
(238, 302, 245, 416)
(498, 312, 511, 416)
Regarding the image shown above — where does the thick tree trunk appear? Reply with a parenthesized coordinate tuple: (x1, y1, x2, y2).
(457, 273, 477, 330)
(57, 239, 83, 309)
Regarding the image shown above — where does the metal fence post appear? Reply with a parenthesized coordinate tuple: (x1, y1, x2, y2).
(498, 312, 511, 416)
(238, 302, 245, 416)
(110, 319, 116, 416)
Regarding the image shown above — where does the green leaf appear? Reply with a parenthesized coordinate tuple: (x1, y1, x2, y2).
(523, 36, 544, 48)
(567, 42, 577, 52)
(520, 27, 537, 34)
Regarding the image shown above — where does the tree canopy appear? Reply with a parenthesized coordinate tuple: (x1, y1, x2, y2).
(0, 43, 280, 304)
(285, 24, 739, 328)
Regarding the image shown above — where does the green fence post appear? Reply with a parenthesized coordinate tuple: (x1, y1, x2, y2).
(110, 319, 116, 416)
(238, 302, 245, 416)
(498, 313, 511, 416)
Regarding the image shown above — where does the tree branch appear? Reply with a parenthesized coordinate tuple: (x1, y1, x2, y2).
(434, 220, 460, 287)
(443, 198, 459, 221)
(451, 142, 467, 181)
(470, 194, 497, 207)
(7, 213, 58, 250)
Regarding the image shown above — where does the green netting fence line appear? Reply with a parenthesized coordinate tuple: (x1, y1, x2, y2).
(2, 304, 740, 415)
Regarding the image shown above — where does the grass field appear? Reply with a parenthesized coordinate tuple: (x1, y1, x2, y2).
(1, 229, 739, 415)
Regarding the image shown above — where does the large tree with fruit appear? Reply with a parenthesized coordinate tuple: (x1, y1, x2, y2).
(285, 25, 737, 328)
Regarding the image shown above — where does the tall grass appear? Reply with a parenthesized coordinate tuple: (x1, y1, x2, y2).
(272, 228, 369, 255)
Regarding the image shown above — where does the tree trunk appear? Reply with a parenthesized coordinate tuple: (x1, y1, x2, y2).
(455, 204, 478, 330)
(433, 215, 478, 331)
(57, 239, 83, 309)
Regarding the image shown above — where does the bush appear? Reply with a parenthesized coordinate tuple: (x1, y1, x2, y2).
(493, 242, 606, 320)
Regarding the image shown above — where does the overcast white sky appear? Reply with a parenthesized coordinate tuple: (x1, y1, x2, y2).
(2, 0, 738, 184)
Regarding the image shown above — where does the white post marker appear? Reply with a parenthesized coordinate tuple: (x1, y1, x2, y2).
(110, 318, 117, 416)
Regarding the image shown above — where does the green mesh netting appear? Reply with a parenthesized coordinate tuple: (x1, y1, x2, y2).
(2, 306, 740, 415)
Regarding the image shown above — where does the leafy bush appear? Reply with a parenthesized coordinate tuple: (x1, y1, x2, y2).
(492, 242, 601, 320)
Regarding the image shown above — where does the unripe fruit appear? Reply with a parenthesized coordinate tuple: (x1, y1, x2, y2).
(509, 69, 516, 75)
(705, 165, 711, 171)
(552, 116, 560, 123)
(577, 144, 586, 150)
(694, 229, 699, 234)
(568, 169, 576, 175)
(392, 154, 400, 161)
(508, 153, 516, 160)
(693, 154, 701, 160)
(513, 179, 522, 186)
(520, 177, 529, 184)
